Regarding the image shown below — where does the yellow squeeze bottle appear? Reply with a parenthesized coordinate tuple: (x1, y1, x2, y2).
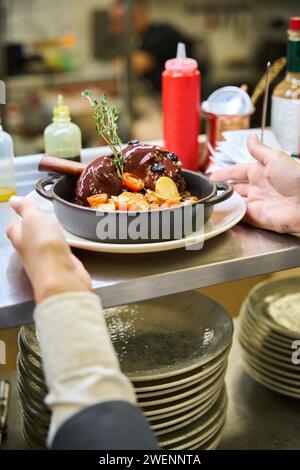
(44, 94, 82, 161)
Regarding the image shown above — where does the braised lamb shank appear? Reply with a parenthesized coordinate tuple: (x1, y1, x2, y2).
(76, 141, 185, 204)
(39, 141, 186, 205)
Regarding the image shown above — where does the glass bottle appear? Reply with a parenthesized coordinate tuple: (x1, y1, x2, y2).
(0, 122, 16, 202)
(271, 17, 300, 156)
(44, 95, 82, 161)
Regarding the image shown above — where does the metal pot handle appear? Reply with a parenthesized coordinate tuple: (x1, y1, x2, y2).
(205, 181, 233, 206)
(35, 175, 60, 201)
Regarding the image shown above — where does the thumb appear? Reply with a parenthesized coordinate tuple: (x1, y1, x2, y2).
(247, 135, 275, 165)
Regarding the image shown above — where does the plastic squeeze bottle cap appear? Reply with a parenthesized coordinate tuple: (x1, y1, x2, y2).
(290, 17, 300, 31)
(53, 94, 70, 121)
(165, 42, 198, 74)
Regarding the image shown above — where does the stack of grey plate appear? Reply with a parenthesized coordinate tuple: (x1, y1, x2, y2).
(17, 325, 49, 449)
(239, 277, 300, 399)
(17, 291, 233, 450)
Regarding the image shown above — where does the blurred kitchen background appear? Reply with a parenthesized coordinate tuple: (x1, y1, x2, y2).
(0, 0, 298, 156)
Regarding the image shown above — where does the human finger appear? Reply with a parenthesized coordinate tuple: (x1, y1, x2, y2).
(247, 135, 285, 166)
(9, 196, 42, 219)
(231, 183, 249, 197)
(210, 163, 250, 182)
(6, 220, 23, 252)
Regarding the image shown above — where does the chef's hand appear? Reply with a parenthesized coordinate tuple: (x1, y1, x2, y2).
(7, 196, 91, 304)
(211, 135, 300, 234)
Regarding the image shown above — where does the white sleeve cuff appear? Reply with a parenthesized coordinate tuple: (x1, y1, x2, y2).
(33, 291, 136, 445)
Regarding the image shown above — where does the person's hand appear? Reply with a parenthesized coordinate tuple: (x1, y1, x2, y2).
(7, 196, 91, 304)
(211, 135, 300, 233)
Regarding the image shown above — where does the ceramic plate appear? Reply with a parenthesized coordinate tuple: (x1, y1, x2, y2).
(189, 426, 224, 450)
(19, 324, 231, 391)
(28, 189, 246, 254)
(143, 377, 223, 417)
(244, 362, 300, 399)
(137, 361, 227, 399)
(105, 291, 233, 380)
(159, 388, 227, 446)
(239, 335, 299, 372)
(169, 409, 227, 450)
(240, 323, 292, 356)
(138, 368, 226, 407)
(133, 348, 230, 392)
(146, 389, 220, 423)
(17, 356, 47, 393)
(241, 306, 293, 346)
(245, 302, 298, 343)
(239, 326, 293, 359)
(239, 307, 292, 348)
(151, 394, 217, 432)
(240, 341, 300, 382)
(245, 277, 300, 339)
(243, 354, 300, 387)
(20, 325, 41, 360)
(22, 427, 46, 450)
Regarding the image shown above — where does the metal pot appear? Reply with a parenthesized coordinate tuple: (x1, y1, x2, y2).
(35, 170, 232, 244)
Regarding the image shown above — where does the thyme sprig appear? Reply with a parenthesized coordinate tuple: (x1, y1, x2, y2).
(81, 90, 124, 178)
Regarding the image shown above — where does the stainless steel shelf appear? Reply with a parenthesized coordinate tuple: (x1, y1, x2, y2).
(2, 199, 300, 329)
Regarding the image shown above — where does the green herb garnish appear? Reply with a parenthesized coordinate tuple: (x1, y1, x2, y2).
(82, 90, 124, 178)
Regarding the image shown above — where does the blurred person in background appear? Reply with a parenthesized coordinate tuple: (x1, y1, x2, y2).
(109, 0, 196, 93)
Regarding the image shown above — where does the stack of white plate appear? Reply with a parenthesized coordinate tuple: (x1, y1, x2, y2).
(17, 291, 233, 450)
(239, 277, 300, 399)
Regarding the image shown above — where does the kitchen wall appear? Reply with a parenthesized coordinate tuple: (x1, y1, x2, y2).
(5, 0, 111, 61)
(5, 0, 299, 64)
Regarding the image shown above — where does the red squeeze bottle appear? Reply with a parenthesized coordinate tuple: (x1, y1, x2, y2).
(162, 43, 201, 171)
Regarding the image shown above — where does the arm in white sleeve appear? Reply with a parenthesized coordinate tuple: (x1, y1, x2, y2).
(33, 291, 136, 446)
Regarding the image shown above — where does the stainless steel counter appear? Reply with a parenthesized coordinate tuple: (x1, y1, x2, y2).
(2, 199, 300, 329)
(1, 151, 300, 330)
(2, 319, 300, 450)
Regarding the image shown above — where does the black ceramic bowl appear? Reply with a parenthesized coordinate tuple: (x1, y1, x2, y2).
(35, 170, 233, 244)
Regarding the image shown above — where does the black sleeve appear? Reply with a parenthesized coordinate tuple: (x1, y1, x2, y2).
(140, 24, 193, 66)
(51, 401, 159, 450)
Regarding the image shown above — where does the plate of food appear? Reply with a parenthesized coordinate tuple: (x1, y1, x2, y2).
(29, 187, 245, 253)
(33, 92, 245, 252)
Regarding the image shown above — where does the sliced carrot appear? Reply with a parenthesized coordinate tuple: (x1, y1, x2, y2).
(122, 173, 144, 192)
(87, 193, 108, 207)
